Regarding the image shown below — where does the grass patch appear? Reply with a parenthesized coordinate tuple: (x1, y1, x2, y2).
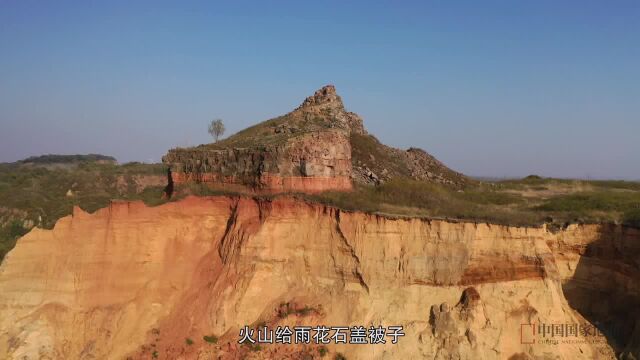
(535, 191, 640, 222)
(311, 177, 640, 227)
(350, 133, 410, 177)
(310, 179, 540, 226)
(623, 208, 640, 228)
(590, 180, 640, 191)
(200, 111, 337, 150)
(498, 176, 640, 192)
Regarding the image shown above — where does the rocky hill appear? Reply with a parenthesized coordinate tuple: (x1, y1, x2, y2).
(163, 85, 468, 193)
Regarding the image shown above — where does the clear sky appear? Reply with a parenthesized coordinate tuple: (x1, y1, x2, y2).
(1, 1, 638, 179)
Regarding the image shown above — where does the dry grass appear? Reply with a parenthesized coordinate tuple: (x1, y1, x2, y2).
(310, 177, 640, 228)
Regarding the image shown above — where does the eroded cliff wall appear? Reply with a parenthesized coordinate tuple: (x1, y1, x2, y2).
(0, 196, 637, 360)
(163, 130, 352, 193)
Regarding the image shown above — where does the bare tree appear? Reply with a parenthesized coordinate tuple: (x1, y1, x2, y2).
(208, 119, 225, 143)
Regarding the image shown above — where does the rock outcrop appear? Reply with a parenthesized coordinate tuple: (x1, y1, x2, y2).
(163, 85, 469, 193)
(163, 86, 358, 193)
(294, 85, 366, 135)
(1, 196, 637, 359)
(164, 130, 352, 193)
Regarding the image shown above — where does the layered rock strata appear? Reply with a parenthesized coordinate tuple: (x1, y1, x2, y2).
(163, 86, 358, 193)
(0, 196, 637, 359)
(164, 130, 352, 193)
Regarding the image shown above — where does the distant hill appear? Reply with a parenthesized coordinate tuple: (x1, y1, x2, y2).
(17, 154, 117, 165)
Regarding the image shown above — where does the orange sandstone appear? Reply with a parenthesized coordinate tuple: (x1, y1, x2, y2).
(0, 196, 638, 359)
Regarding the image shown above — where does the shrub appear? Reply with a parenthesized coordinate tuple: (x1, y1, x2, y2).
(185, 338, 194, 345)
(295, 306, 313, 316)
(318, 346, 328, 357)
(8, 221, 28, 239)
(335, 353, 347, 360)
(623, 208, 640, 228)
(277, 302, 293, 318)
(203, 335, 218, 344)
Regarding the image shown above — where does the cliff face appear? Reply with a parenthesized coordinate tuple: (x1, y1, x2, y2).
(550, 225, 640, 357)
(164, 129, 352, 193)
(0, 196, 637, 360)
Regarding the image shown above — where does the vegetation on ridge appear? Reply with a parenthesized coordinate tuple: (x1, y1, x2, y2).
(0, 160, 167, 262)
(17, 154, 116, 164)
(0, 152, 640, 261)
(191, 109, 340, 150)
(181, 176, 640, 228)
(1, 151, 639, 265)
(310, 177, 640, 228)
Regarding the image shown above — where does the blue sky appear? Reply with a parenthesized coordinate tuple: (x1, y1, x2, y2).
(1, 1, 638, 179)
